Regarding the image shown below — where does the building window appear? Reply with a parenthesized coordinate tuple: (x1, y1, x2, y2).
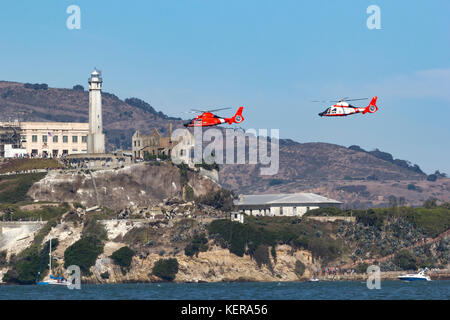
(280, 207, 283, 215)
(82, 136, 87, 143)
(62, 149, 68, 156)
(42, 135, 47, 143)
(72, 149, 78, 153)
(72, 136, 78, 143)
(63, 136, 68, 143)
(32, 135, 38, 143)
(52, 150, 58, 157)
(293, 207, 297, 215)
(53, 136, 58, 143)
(31, 149, 38, 156)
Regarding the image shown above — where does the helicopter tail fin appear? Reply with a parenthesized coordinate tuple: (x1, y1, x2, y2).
(230, 106, 244, 124)
(362, 96, 378, 114)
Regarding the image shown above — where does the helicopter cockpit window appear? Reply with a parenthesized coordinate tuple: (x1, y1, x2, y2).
(331, 108, 336, 114)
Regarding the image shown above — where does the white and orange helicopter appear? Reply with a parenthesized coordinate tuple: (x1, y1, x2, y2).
(316, 96, 378, 117)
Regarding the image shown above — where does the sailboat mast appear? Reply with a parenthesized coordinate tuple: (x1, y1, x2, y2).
(49, 238, 52, 274)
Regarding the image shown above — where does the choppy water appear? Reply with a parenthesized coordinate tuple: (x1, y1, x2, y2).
(0, 281, 449, 300)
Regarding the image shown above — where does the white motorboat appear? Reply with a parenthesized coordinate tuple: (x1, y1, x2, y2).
(398, 268, 431, 282)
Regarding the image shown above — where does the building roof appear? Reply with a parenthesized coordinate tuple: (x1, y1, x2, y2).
(234, 193, 342, 206)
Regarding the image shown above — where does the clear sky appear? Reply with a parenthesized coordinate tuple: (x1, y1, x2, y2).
(0, 0, 449, 174)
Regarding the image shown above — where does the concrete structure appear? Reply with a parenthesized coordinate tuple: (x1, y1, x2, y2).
(132, 125, 194, 164)
(234, 193, 342, 217)
(0, 121, 22, 157)
(87, 69, 105, 154)
(64, 152, 132, 169)
(4, 144, 26, 158)
(230, 212, 244, 223)
(19, 122, 89, 157)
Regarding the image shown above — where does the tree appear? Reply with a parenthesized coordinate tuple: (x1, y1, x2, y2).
(72, 84, 84, 91)
(184, 233, 208, 257)
(64, 236, 104, 275)
(152, 258, 179, 281)
(110, 246, 134, 274)
(294, 260, 306, 277)
(423, 198, 437, 209)
(388, 195, 398, 208)
(393, 250, 417, 270)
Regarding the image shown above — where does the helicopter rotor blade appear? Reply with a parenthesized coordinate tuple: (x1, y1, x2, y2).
(190, 107, 231, 114)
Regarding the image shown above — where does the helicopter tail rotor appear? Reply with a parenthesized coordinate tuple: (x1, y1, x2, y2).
(362, 96, 378, 114)
(229, 106, 244, 124)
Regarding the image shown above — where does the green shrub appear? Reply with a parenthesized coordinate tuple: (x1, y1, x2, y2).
(110, 246, 134, 274)
(82, 216, 107, 240)
(3, 238, 57, 285)
(355, 209, 384, 229)
(0, 250, 7, 267)
(268, 179, 284, 186)
(184, 185, 194, 201)
(73, 202, 85, 209)
(64, 236, 104, 276)
(271, 246, 277, 263)
(253, 245, 272, 271)
(195, 161, 219, 172)
(393, 250, 417, 270)
(355, 262, 370, 274)
(152, 258, 179, 281)
(197, 189, 235, 211)
(294, 260, 306, 277)
(177, 163, 189, 186)
(3, 250, 42, 284)
(307, 238, 341, 263)
(184, 233, 208, 257)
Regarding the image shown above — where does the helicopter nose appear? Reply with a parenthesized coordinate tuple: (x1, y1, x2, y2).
(318, 112, 323, 117)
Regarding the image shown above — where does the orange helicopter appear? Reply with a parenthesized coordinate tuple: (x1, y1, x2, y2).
(184, 106, 244, 127)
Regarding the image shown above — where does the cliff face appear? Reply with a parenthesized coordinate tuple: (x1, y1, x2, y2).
(84, 244, 318, 284)
(27, 163, 220, 210)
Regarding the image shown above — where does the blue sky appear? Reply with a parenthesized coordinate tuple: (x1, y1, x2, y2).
(0, 0, 449, 174)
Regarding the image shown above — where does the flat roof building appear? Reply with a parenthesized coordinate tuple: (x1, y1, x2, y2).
(234, 193, 342, 217)
(0, 121, 89, 158)
(20, 122, 89, 158)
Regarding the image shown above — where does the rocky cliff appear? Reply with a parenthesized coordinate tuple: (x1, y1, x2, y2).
(27, 162, 220, 210)
(85, 244, 317, 284)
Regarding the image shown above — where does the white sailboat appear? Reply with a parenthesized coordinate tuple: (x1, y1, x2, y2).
(36, 238, 69, 286)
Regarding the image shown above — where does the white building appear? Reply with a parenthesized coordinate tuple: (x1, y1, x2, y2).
(19, 121, 89, 157)
(234, 193, 342, 217)
(4, 144, 26, 158)
(230, 212, 245, 223)
(87, 69, 105, 154)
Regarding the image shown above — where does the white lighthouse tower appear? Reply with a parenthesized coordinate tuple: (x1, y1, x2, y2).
(87, 68, 105, 154)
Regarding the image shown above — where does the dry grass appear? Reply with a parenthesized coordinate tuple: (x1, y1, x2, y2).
(0, 158, 60, 174)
